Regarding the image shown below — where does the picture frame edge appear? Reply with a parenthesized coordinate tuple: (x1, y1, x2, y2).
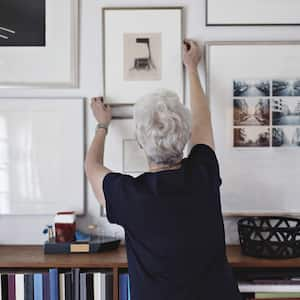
(205, 0, 300, 27)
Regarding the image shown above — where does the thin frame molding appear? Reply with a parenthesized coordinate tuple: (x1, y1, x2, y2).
(205, 0, 300, 27)
(102, 6, 185, 106)
(0, 0, 80, 89)
(205, 41, 300, 217)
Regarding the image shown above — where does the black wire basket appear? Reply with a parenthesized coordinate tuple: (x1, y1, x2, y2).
(238, 216, 300, 259)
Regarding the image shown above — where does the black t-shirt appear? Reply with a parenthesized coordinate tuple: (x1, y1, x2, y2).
(103, 144, 241, 300)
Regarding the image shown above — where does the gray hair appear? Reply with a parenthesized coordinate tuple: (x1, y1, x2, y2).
(134, 89, 192, 165)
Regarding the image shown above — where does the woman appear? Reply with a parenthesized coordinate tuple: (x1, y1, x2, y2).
(85, 40, 241, 300)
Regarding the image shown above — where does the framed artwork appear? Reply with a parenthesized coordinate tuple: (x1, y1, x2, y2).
(0, 0, 79, 88)
(206, 41, 300, 216)
(206, 0, 300, 26)
(0, 98, 85, 215)
(103, 7, 184, 104)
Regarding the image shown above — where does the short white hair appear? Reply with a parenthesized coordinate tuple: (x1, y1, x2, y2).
(134, 89, 192, 165)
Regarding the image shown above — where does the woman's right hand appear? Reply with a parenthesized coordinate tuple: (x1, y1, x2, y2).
(183, 39, 201, 72)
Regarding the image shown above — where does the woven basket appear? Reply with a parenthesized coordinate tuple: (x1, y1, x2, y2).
(238, 216, 300, 259)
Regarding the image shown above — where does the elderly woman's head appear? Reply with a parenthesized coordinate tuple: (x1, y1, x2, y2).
(134, 89, 192, 166)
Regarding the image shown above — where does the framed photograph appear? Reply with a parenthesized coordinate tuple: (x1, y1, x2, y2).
(206, 0, 300, 26)
(0, 0, 79, 88)
(0, 98, 85, 215)
(103, 7, 184, 104)
(206, 41, 300, 216)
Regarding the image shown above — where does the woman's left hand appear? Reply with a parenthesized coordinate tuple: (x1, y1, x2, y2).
(91, 97, 112, 125)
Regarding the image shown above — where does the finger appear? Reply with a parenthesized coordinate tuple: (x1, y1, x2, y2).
(106, 105, 112, 113)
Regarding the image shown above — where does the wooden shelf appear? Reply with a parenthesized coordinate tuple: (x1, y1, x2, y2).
(1, 245, 300, 269)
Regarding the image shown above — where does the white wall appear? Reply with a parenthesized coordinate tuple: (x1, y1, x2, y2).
(0, 0, 299, 245)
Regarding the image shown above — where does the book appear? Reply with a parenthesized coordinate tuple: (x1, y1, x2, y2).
(64, 273, 72, 300)
(1, 274, 8, 300)
(79, 273, 86, 300)
(101, 273, 106, 300)
(24, 274, 34, 300)
(8, 274, 16, 300)
(59, 273, 65, 300)
(86, 273, 94, 300)
(15, 274, 24, 300)
(119, 273, 128, 300)
(105, 272, 113, 300)
(94, 273, 101, 300)
(43, 273, 50, 300)
(44, 237, 121, 254)
(49, 269, 58, 300)
(128, 276, 131, 300)
(256, 292, 300, 298)
(33, 273, 43, 300)
(72, 268, 80, 300)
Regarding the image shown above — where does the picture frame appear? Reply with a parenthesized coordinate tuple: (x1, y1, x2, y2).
(0, 98, 86, 215)
(0, 0, 79, 88)
(206, 41, 300, 216)
(102, 7, 184, 105)
(206, 0, 300, 26)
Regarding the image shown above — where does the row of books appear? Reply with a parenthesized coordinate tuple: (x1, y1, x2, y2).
(119, 273, 130, 300)
(0, 269, 113, 300)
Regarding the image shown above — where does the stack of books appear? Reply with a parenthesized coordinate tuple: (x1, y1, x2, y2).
(119, 273, 130, 300)
(0, 268, 113, 299)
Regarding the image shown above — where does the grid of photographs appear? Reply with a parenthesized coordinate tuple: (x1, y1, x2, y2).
(233, 79, 300, 148)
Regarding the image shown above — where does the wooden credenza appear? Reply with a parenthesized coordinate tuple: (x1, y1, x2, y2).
(1, 245, 300, 299)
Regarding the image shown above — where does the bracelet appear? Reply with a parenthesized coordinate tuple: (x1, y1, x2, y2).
(95, 123, 109, 134)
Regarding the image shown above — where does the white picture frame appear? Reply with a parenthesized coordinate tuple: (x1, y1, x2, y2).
(206, 0, 300, 26)
(0, 98, 85, 215)
(103, 7, 184, 105)
(0, 0, 79, 88)
(206, 41, 300, 216)
(104, 119, 148, 176)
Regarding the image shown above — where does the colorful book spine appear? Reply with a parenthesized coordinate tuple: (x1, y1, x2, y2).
(94, 272, 101, 300)
(43, 273, 50, 300)
(105, 272, 113, 300)
(79, 273, 86, 300)
(1, 274, 8, 300)
(33, 273, 43, 300)
(49, 269, 58, 300)
(59, 273, 65, 300)
(64, 272, 72, 300)
(24, 274, 34, 300)
(8, 274, 16, 300)
(100, 273, 106, 300)
(72, 268, 80, 300)
(86, 273, 94, 300)
(119, 273, 128, 300)
(128, 275, 131, 300)
(15, 274, 24, 300)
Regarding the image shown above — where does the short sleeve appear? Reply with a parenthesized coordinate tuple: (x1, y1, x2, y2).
(188, 144, 222, 186)
(103, 172, 132, 226)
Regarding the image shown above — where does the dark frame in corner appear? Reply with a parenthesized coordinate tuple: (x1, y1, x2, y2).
(205, 0, 300, 26)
